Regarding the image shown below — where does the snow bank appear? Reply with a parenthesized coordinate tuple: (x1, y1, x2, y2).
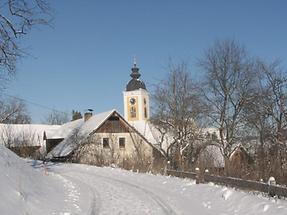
(0, 144, 66, 215)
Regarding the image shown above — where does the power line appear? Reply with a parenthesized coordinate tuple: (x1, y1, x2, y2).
(2, 93, 68, 114)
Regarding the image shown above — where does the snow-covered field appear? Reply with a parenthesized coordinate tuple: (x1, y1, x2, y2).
(1, 144, 287, 215)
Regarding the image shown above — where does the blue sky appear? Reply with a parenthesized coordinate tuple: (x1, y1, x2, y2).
(5, 0, 287, 123)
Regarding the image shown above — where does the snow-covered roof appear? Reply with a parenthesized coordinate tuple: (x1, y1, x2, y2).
(45, 119, 82, 139)
(0, 123, 61, 147)
(129, 121, 158, 146)
(47, 110, 116, 157)
(48, 110, 169, 158)
(0, 110, 117, 149)
(0, 109, 163, 157)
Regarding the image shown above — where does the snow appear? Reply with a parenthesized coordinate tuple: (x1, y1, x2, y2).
(46, 119, 82, 139)
(77, 109, 116, 136)
(0, 110, 117, 158)
(0, 123, 61, 147)
(48, 109, 168, 158)
(222, 187, 233, 200)
(130, 120, 158, 145)
(1, 145, 287, 214)
(1, 110, 172, 158)
(48, 164, 287, 215)
(47, 109, 115, 157)
(0, 144, 78, 214)
(201, 144, 225, 167)
(50, 164, 287, 215)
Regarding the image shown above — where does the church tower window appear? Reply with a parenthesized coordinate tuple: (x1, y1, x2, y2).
(130, 106, 136, 118)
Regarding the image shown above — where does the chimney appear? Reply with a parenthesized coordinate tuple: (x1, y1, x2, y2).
(84, 109, 93, 122)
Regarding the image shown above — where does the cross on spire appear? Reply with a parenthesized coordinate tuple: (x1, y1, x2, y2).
(131, 56, 140, 79)
(133, 55, 137, 67)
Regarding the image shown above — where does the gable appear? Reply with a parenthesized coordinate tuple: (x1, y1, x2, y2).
(96, 112, 130, 133)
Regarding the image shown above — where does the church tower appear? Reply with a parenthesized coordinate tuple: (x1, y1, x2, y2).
(123, 60, 150, 122)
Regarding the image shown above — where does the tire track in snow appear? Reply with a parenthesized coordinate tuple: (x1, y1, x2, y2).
(75, 170, 177, 215)
(60, 174, 102, 215)
(53, 165, 176, 214)
(51, 173, 82, 215)
(97, 175, 177, 215)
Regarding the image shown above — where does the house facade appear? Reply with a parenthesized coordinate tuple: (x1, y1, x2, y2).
(67, 110, 159, 170)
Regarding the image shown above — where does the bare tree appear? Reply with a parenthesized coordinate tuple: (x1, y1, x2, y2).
(199, 39, 257, 175)
(44, 110, 69, 125)
(71, 130, 100, 165)
(0, 0, 51, 125)
(244, 60, 287, 182)
(129, 131, 153, 171)
(72, 110, 82, 121)
(0, 97, 31, 124)
(0, 124, 13, 148)
(0, 124, 41, 158)
(261, 62, 287, 145)
(151, 62, 208, 170)
(0, 0, 51, 88)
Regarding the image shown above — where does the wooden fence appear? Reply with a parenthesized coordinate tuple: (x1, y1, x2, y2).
(166, 169, 287, 198)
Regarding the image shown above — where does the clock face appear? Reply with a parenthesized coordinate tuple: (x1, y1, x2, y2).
(129, 98, 136, 105)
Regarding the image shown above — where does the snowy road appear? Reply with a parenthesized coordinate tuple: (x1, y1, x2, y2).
(51, 165, 176, 214)
(46, 163, 287, 215)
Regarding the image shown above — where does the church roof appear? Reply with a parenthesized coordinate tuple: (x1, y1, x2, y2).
(126, 63, 147, 91)
(126, 79, 146, 91)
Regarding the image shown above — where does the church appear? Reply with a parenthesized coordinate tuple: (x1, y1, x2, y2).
(0, 61, 165, 171)
(47, 61, 165, 171)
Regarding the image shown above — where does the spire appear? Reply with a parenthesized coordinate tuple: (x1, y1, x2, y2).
(130, 57, 140, 79)
(126, 57, 147, 91)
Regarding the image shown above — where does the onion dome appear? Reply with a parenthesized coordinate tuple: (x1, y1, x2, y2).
(126, 59, 147, 91)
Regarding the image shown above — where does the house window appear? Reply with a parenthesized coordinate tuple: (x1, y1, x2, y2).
(103, 138, 109, 148)
(144, 107, 147, 118)
(119, 137, 125, 149)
